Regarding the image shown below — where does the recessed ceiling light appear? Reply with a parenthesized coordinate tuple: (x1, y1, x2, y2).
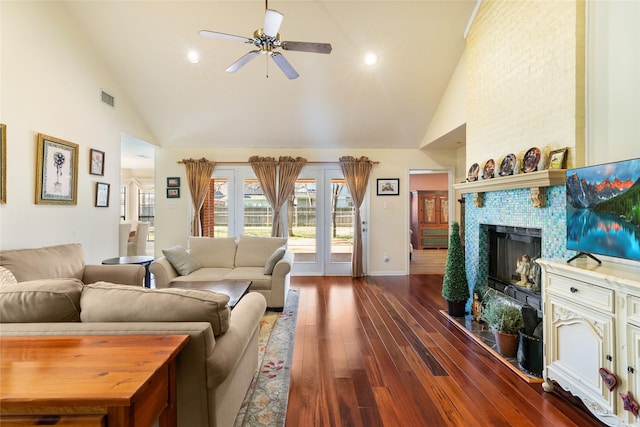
(364, 52, 378, 66)
(187, 50, 200, 64)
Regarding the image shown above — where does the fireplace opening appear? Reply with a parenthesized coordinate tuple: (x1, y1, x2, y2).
(486, 225, 542, 312)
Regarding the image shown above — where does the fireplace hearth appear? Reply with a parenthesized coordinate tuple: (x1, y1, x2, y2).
(486, 225, 542, 312)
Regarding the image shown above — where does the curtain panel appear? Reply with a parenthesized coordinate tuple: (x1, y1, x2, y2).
(249, 156, 306, 237)
(339, 156, 373, 278)
(178, 157, 216, 236)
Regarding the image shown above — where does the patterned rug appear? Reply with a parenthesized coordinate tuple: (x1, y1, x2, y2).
(234, 289, 299, 427)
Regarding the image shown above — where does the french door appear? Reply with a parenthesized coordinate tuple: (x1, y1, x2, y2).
(205, 166, 359, 275)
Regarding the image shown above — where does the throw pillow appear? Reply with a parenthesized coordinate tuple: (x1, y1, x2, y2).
(0, 266, 17, 285)
(81, 282, 231, 336)
(264, 246, 286, 275)
(0, 278, 84, 322)
(162, 245, 202, 276)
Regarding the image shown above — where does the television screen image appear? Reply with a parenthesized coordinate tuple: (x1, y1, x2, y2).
(565, 157, 640, 262)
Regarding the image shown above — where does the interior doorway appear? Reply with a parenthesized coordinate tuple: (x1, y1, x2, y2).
(409, 170, 450, 275)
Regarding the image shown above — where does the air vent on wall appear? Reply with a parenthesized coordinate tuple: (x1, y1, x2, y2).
(101, 90, 115, 107)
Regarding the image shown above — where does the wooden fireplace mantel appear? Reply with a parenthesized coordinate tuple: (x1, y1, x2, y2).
(452, 169, 567, 208)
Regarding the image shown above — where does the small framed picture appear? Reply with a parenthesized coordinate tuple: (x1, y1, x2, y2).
(167, 188, 180, 198)
(95, 182, 110, 207)
(90, 149, 105, 176)
(377, 178, 399, 196)
(548, 147, 568, 169)
(167, 177, 180, 187)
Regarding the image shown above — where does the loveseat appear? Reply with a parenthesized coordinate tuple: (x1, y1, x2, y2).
(0, 280, 267, 427)
(150, 235, 293, 310)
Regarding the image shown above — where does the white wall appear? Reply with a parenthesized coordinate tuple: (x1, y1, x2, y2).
(154, 147, 457, 275)
(0, 2, 155, 263)
(587, 0, 640, 163)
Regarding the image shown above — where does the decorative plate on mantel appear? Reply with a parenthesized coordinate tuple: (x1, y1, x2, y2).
(523, 147, 541, 173)
(482, 159, 495, 179)
(499, 154, 517, 176)
(467, 163, 480, 182)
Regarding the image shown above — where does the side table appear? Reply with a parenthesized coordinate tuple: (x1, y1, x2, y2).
(102, 255, 154, 287)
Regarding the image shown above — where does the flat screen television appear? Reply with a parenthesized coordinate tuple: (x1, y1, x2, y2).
(565, 157, 640, 264)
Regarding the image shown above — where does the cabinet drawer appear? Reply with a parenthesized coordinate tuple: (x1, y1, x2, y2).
(627, 294, 640, 326)
(546, 274, 614, 313)
(421, 228, 448, 237)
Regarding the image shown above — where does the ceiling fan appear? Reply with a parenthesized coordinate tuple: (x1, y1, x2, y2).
(199, 1, 332, 79)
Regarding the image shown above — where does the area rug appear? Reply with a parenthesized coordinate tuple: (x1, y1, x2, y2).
(234, 289, 299, 427)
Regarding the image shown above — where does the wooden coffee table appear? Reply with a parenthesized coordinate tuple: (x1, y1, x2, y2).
(0, 334, 189, 427)
(168, 281, 251, 309)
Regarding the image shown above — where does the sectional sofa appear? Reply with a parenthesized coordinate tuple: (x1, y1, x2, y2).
(0, 243, 268, 427)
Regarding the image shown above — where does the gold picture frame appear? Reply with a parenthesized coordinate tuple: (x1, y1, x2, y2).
(1, 123, 6, 204)
(35, 133, 78, 205)
(548, 147, 568, 169)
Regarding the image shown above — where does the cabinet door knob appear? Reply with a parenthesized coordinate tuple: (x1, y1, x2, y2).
(629, 366, 636, 374)
(606, 354, 613, 362)
(570, 287, 578, 293)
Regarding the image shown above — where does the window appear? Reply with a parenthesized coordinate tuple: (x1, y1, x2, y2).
(138, 189, 155, 241)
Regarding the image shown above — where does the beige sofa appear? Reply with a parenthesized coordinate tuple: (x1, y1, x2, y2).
(150, 235, 293, 310)
(0, 243, 268, 427)
(0, 243, 144, 286)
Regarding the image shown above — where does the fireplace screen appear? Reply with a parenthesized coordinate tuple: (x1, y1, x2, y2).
(486, 225, 542, 309)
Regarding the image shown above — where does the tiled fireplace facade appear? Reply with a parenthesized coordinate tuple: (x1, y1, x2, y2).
(464, 185, 573, 298)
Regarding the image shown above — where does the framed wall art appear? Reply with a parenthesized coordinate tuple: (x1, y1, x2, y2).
(35, 133, 78, 205)
(167, 177, 180, 187)
(90, 148, 105, 176)
(377, 178, 399, 196)
(548, 147, 568, 169)
(167, 188, 180, 198)
(95, 182, 110, 207)
(1, 123, 6, 204)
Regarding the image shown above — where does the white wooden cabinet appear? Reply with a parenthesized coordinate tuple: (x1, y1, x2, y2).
(538, 259, 640, 427)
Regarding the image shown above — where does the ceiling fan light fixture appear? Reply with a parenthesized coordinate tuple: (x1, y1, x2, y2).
(263, 9, 284, 37)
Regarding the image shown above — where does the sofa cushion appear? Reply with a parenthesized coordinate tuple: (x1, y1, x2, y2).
(0, 266, 17, 285)
(169, 267, 231, 283)
(0, 243, 85, 282)
(188, 237, 237, 268)
(235, 235, 287, 267)
(0, 278, 83, 322)
(224, 267, 272, 291)
(263, 246, 286, 275)
(163, 245, 202, 276)
(81, 282, 231, 336)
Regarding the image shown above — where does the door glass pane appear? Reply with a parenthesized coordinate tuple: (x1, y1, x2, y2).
(289, 179, 317, 262)
(213, 179, 229, 237)
(243, 178, 272, 237)
(331, 178, 353, 262)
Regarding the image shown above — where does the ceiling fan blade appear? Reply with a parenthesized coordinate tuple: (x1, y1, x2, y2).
(281, 41, 332, 54)
(263, 9, 284, 37)
(226, 51, 261, 73)
(199, 30, 252, 44)
(271, 52, 299, 80)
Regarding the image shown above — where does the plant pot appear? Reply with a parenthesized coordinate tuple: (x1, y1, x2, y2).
(517, 331, 543, 377)
(446, 299, 466, 317)
(494, 330, 519, 358)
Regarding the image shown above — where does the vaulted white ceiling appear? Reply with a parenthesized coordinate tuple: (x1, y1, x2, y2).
(65, 0, 474, 161)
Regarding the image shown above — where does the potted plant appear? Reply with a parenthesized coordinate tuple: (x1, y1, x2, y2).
(441, 222, 470, 317)
(481, 299, 524, 358)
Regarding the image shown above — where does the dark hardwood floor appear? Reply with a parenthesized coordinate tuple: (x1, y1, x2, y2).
(287, 275, 605, 427)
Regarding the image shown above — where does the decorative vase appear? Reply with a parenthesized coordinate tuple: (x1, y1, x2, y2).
(494, 330, 519, 358)
(446, 299, 466, 317)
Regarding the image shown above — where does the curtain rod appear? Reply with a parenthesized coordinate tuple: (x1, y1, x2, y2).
(209, 161, 379, 165)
